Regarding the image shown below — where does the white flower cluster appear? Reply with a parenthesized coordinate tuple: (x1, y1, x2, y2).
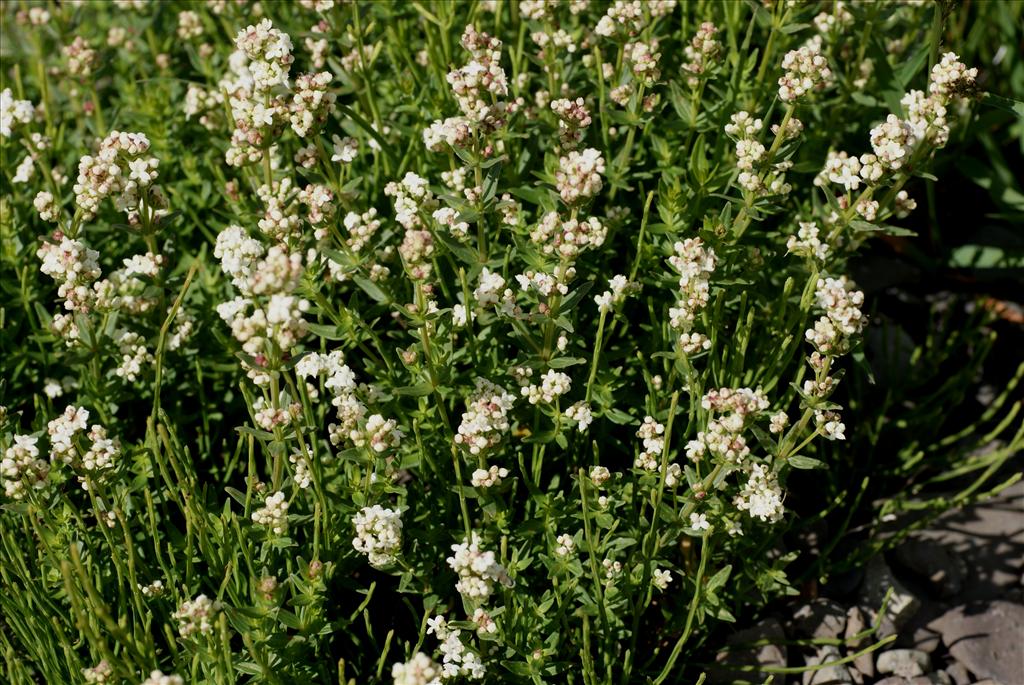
(555, 533, 576, 557)
(869, 114, 915, 171)
(817, 53, 977, 201)
(702, 387, 770, 417)
(635, 416, 665, 472)
(817, 150, 883, 193)
(392, 652, 442, 685)
(555, 148, 604, 205)
(177, 10, 203, 39)
(386, 171, 436, 230)
(682, 22, 721, 87)
(471, 465, 509, 488)
(815, 409, 846, 441)
(455, 378, 516, 456)
(929, 51, 978, 98)
(787, 221, 829, 261)
(550, 97, 591, 150)
(140, 671, 184, 685)
(74, 130, 164, 222)
(428, 616, 487, 680)
(235, 18, 294, 91)
(473, 268, 508, 311)
(64, 36, 98, 77)
(353, 504, 403, 568)
(252, 491, 289, 535)
(215, 225, 310, 358)
(446, 25, 510, 129)
(805, 276, 865, 355)
(423, 116, 473, 152)
(1, 88, 34, 137)
(530, 211, 607, 260)
(224, 20, 295, 165)
(173, 594, 219, 639)
(44, 405, 120, 488)
(342, 208, 382, 253)
(668, 238, 717, 354)
(778, 37, 832, 102)
(734, 463, 784, 522)
(595, 1, 645, 39)
(2, 435, 49, 500)
(432, 206, 471, 241)
(628, 40, 661, 86)
(446, 532, 512, 602)
(724, 111, 767, 191)
(113, 329, 154, 382)
(37, 235, 102, 312)
(653, 568, 673, 590)
(522, 369, 571, 405)
(564, 401, 594, 432)
(82, 660, 113, 683)
(290, 71, 335, 138)
(686, 388, 768, 466)
(399, 228, 436, 281)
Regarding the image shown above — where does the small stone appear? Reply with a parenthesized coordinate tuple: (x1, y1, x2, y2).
(874, 678, 909, 685)
(802, 645, 853, 685)
(793, 598, 847, 639)
(908, 673, 952, 685)
(929, 601, 1024, 685)
(711, 618, 787, 684)
(877, 649, 931, 678)
(844, 606, 874, 679)
(860, 556, 921, 637)
(944, 661, 970, 685)
(893, 538, 965, 598)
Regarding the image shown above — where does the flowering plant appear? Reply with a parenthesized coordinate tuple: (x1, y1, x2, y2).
(1, 2, 1021, 684)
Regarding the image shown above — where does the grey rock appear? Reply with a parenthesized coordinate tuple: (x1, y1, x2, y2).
(874, 678, 909, 685)
(802, 645, 853, 685)
(896, 601, 947, 653)
(973, 680, 1008, 685)
(928, 600, 1024, 685)
(860, 556, 921, 638)
(892, 538, 966, 598)
(910, 479, 1023, 602)
(944, 661, 971, 685)
(711, 617, 787, 684)
(793, 598, 847, 640)
(908, 673, 952, 685)
(844, 607, 874, 679)
(877, 649, 931, 678)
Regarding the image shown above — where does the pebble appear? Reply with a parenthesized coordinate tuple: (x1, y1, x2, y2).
(944, 661, 971, 685)
(792, 598, 847, 640)
(802, 645, 852, 685)
(711, 617, 787, 684)
(877, 649, 931, 677)
(844, 606, 874, 679)
(928, 600, 1024, 685)
(913, 673, 952, 685)
(892, 538, 965, 598)
(860, 556, 921, 637)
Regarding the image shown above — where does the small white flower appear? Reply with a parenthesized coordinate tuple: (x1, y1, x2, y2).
(689, 512, 711, 532)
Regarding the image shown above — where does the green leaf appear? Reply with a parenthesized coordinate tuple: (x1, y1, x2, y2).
(305, 322, 346, 340)
(353, 275, 390, 304)
(547, 357, 586, 369)
(949, 245, 1024, 269)
(395, 382, 433, 397)
(980, 92, 1024, 118)
(787, 455, 825, 470)
(706, 564, 732, 593)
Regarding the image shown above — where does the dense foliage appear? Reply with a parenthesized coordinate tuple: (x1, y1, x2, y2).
(1, 1, 1021, 684)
